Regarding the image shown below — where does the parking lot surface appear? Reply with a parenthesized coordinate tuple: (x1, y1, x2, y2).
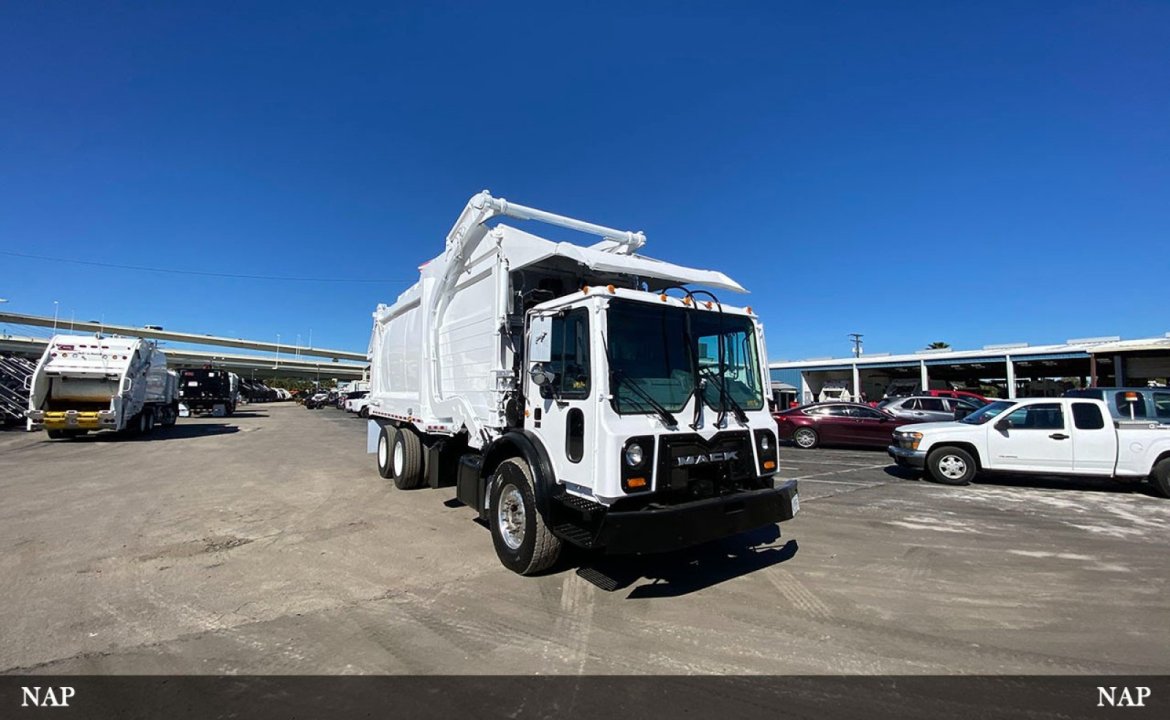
(2, 403, 1168, 674)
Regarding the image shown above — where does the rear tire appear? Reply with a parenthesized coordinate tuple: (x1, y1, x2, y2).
(376, 425, 396, 479)
(926, 446, 977, 485)
(793, 427, 819, 449)
(46, 429, 65, 440)
(488, 457, 562, 575)
(391, 426, 424, 490)
(359, 406, 369, 419)
(1150, 458, 1170, 499)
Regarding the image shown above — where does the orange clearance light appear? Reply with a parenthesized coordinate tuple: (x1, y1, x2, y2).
(705, 301, 713, 309)
(524, 409, 531, 417)
(1124, 392, 1139, 402)
(607, 284, 616, 294)
(659, 294, 668, 302)
(582, 285, 590, 294)
(683, 296, 693, 306)
(746, 306, 753, 314)
(627, 477, 647, 489)
(763, 460, 776, 470)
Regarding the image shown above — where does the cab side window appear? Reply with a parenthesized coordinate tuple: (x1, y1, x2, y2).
(1005, 403, 1065, 430)
(540, 309, 590, 400)
(1072, 403, 1105, 430)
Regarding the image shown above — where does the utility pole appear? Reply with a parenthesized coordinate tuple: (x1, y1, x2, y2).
(52, 300, 59, 332)
(848, 333, 863, 358)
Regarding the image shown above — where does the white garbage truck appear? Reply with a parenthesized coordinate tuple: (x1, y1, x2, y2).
(367, 191, 799, 574)
(27, 334, 179, 439)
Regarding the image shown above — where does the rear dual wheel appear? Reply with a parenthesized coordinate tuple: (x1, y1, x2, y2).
(376, 425, 423, 489)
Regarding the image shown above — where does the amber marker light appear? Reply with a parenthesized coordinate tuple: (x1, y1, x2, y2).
(626, 477, 647, 489)
(607, 284, 616, 294)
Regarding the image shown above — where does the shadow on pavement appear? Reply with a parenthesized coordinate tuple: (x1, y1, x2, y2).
(52, 423, 242, 442)
(574, 527, 799, 598)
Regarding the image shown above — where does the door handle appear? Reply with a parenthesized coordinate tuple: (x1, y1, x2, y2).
(1049, 433, 1069, 440)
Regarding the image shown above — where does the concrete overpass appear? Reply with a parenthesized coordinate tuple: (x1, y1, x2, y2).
(0, 311, 366, 362)
(0, 335, 366, 380)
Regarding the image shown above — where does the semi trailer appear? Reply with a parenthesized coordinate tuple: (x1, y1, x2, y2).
(27, 334, 178, 438)
(177, 368, 240, 415)
(367, 191, 799, 574)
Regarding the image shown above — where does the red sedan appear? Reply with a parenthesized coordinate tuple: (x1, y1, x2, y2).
(773, 402, 917, 450)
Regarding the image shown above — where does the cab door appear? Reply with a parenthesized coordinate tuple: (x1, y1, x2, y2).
(985, 402, 1074, 472)
(527, 307, 597, 493)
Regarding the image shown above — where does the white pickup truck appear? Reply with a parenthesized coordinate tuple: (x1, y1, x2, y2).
(888, 397, 1170, 498)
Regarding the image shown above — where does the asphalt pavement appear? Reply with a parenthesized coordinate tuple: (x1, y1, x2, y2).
(1, 403, 1167, 674)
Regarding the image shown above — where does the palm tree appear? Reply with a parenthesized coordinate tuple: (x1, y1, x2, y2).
(926, 341, 950, 350)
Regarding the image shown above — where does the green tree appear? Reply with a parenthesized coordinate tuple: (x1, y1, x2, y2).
(926, 341, 951, 350)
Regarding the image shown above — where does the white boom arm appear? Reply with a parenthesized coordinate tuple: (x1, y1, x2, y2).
(427, 191, 646, 436)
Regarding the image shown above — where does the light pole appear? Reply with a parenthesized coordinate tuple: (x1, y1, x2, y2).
(275, 333, 281, 368)
(308, 328, 312, 349)
(296, 333, 301, 361)
(52, 301, 59, 332)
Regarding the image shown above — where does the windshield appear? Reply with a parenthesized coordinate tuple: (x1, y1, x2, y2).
(959, 400, 1014, 425)
(606, 299, 764, 414)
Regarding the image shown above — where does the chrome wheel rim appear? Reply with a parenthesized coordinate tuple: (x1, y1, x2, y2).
(497, 483, 526, 550)
(795, 429, 816, 448)
(378, 435, 388, 468)
(938, 454, 968, 480)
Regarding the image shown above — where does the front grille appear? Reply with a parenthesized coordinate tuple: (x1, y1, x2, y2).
(656, 431, 757, 501)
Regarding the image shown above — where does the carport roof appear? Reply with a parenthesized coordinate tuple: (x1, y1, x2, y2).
(770, 343, 1095, 371)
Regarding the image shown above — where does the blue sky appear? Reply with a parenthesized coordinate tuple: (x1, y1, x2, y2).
(1, 1, 1167, 361)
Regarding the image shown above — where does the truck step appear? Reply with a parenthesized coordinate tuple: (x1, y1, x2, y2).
(552, 522, 596, 550)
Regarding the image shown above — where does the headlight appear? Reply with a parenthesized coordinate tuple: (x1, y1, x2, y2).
(761, 434, 770, 451)
(624, 443, 644, 467)
(900, 432, 923, 451)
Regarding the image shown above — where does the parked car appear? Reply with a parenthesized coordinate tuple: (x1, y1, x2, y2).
(343, 390, 369, 414)
(879, 395, 985, 423)
(923, 388, 989, 405)
(304, 391, 329, 409)
(774, 402, 920, 449)
(1063, 387, 1170, 423)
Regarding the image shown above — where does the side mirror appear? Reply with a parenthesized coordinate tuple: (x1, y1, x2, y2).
(879, 415, 890, 423)
(529, 363, 556, 387)
(528, 315, 553, 363)
(994, 418, 1010, 432)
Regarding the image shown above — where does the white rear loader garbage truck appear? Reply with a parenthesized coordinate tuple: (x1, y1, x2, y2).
(27, 334, 179, 439)
(367, 191, 799, 574)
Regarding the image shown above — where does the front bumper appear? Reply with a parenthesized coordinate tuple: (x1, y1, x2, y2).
(887, 445, 926, 469)
(593, 479, 799, 555)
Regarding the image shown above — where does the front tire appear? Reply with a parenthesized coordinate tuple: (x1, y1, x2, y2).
(793, 427, 819, 449)
(927, 446, 977, 485)
(391, 426, 424, 490)
(1150, 458, 1170, 499)
(488, 458, 562, 575)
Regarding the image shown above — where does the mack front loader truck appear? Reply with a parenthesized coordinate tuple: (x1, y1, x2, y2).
(27, 334, 179, 439)
(367, 191, 799, 574)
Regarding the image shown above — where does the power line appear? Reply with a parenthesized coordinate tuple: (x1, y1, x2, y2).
(0, 250, 410, 284)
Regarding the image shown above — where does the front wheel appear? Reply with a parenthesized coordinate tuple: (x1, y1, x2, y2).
(927, 447, 977, 485)
(1150, 458, 1170, 499)
(488, 458, 562, 575)
(793, 427, 819, 449)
